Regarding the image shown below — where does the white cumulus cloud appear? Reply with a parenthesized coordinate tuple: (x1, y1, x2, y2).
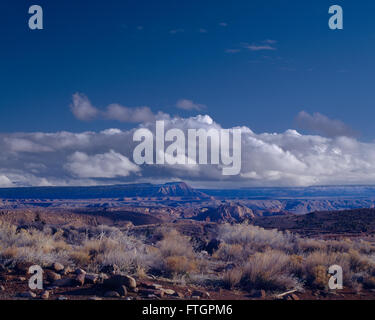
(65, 150, 140, 178)
(70, 93, 99, 121)
(70, 93, 166, 123)
(0, 112, 375, 188)
(105, 104, 156, 123)
(176, 99, 206, 111)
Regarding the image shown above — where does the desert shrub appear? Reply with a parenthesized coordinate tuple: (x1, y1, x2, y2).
(353, 240, 375, 254)
(151, 229, 200, 277)
(289, 254, 304, 278)
(164, 256, 197, 275)
(297, 238, 327, 253)
(216, 223, 375, 291)
(311, 265, 330, 289)
(156, 229, 195, 258)
(77, 228, 154, 274)
(347, 249, 374, 273)
(302, 250, 352, 289)
(218, 224, 296, 254)
(70, 250, 92, 266)
(223, 267, 243, 289)
(241, 250, 298, 291)
(0, 221, 70, 266)
(213, 243, 246, 262)
(0, 221, 154, 274)
(1, 247, 19, 260)
(326, 239, 352, 253)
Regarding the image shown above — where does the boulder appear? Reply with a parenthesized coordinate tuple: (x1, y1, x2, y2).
(124, 275, 136, 289)
(118, 285, 128, 297)
(103, 274, 137, 290)
(45, 270, 61, 282)
(62, 266, 73, 275)
(142, 282, 163, 290)
(85, 273, 99, 284)
(162, 289, 175, 295)
(41, 290, 50, 300)
(97, 273, 109, 284)
(74, 268, 86, 275)
(52, 263, 65, 272)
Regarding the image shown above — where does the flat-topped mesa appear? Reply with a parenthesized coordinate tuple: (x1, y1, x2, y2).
(0, 182, 209, 200)
(156, 182, 201, 197)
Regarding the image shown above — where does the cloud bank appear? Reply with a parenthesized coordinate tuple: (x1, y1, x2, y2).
(0, 107, 374, 188)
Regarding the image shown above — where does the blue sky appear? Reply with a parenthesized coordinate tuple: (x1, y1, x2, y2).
(2, 1, 375, 188)
(1, 0, 375, 138)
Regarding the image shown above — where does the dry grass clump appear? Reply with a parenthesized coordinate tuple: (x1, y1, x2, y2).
(156, 229, 195, 258)
(222, 250, 300, 291)
(222, 268, 243, 289)
(347, 249, 374, 273)
(164, 256, 198, 275)
(215, 223, 375, 292)
(213, 243, 246, 262)
(352, 240, 375, 254)
(153, 228, 199, 277)
(218, 224, 296, 254)
(296, 238, 327, 253)
(301, 250, 351, 288)
(69, 227, 155, 274)
(241, 250, 299, 291)
(0, 221, 154, 274)
(0, 221, 71, 266)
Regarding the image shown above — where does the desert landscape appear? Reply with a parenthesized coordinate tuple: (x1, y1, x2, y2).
(1, 182, 375, 300)
(3, 0, 375, 312)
